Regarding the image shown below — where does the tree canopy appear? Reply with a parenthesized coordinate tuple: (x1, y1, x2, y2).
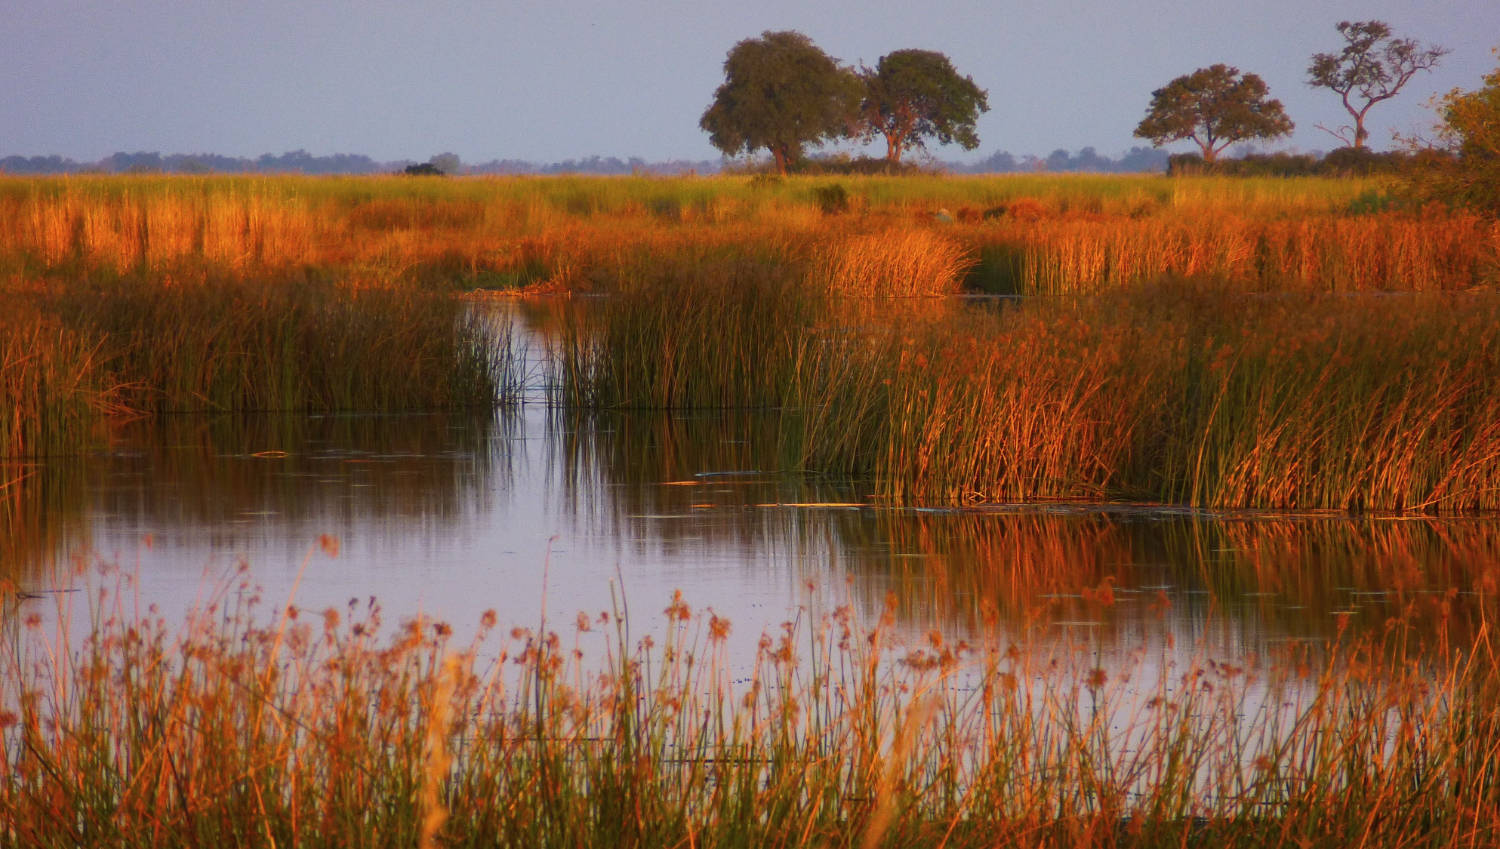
(858, 49, 989, 165)
(1308, 21, 1449, 149)
(699, 31, 861, 175)
(1133, 65, 1293, 163)
(1427, 50, 1500, 215)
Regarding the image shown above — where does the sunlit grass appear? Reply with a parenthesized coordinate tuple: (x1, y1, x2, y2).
(1, 274, 516, 461)
(3, 562, 1499, 847)
(2, 173, 1490, 294)
(5, 172, 1499, 847)
(555, 271, 1500, 512)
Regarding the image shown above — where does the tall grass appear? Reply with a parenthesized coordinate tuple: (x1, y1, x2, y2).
(551, 252, 822, 410)
(51, 274, 508, 415)
(4, 565, 1500, 847)
(962, 211, 1497, 295)
(554, 271, 1500, 511)
(2, 175, 1492, 295)
(813, 228, 972, 297)
(1, 274, 515, 460)
(0, 302, 124, 458)
(828, 287, 1500, 510)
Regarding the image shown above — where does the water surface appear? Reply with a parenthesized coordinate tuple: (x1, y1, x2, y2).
(9, 398, 1494, 675)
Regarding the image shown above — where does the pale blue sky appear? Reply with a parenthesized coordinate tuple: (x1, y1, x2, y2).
(4, 0, 1496, 163)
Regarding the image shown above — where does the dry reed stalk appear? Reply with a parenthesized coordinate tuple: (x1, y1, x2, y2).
(814, 227, 974, 297)
(419, 653, 461, 849)
(2, 176, 1491, 298)
(965, 211, 1493, 294)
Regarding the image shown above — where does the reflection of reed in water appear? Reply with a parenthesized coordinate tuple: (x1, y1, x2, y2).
(82, 411, 515, 547)
(1182, 517, 1500, 644)
(547, 408, 866, 561)
(864, 511, 1500, 651)
(0, 460, 88, 586)
(549, 404, 1500, 656)
(860, 511, 1139, 624)
(544, 396, 1500, 653)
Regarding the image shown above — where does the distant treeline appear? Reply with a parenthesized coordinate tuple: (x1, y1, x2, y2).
(1166, 147, 1445, 177)
(6, 145, 1438, 178)
(0, 150, 390, 175)
(0, 150, 723, 177)
(952, 146, 1170, 174)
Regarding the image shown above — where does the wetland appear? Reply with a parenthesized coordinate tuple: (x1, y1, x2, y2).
(3, 174, 1500, 847)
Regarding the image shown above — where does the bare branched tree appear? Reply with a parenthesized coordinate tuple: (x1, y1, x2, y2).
(1307, 20, 1449, 149)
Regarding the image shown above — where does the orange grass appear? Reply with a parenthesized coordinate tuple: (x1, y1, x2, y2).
(958, 211, 1497, 294)
(813, 228, 973, 297)
(838, 287, 1500, 510)
(1, 175, 1492, 295)
(3, 561, 1500, 847)
(555, 273, 1500, 511)
(0, 273, 513, 460)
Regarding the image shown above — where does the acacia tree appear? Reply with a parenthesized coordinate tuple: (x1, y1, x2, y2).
(858, 49, 989, 165)
(700, 31, 861, 175)
(1308, 21, 1449, 149)
(1133, 65, 1294, 163)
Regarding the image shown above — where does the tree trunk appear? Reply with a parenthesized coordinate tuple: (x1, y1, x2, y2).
(884, 133, 903, 165)
(770, 145, 789, 176)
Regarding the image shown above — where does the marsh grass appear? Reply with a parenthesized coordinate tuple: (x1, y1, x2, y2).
(0, 303, 124, 458)
(843, 287, 1500, 510)
(2, 273, 515, 462)
(557, 270, 1500, 511)
(49, 273, 509, 414)
(961, 212, 1498, 295)
(814, 228, 973, 297)
(552, 252, 821, 410)
(2, 175, 1492, 296)
(4, 563, 1500, 847)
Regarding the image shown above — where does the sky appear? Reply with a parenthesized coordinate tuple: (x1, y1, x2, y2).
(4, 0, 1497, 164)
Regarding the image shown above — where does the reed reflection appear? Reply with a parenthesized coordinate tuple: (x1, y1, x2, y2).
(550, 407, 1499, 656)
(547, 407, 856, 561)
(1, 460, 87, 585)
(18, 411, 512, 571)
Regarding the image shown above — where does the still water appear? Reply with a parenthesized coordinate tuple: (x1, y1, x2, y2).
(10, 392, 1496, 674)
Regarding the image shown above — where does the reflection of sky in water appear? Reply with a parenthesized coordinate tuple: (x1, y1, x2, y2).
(16, 398, 1499, 681)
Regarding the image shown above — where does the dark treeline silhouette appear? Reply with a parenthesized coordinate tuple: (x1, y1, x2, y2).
(1165, 146, 1444, 177)
(27, 145, 1459, 178)
(950, 146, 1169, 173)
(0, 150, 722, 176)
(467, 156, 720, 175)
(0, 149, 384, 175)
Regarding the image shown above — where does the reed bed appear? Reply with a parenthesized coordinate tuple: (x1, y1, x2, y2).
(4, 564, 1500, 848)
(55, 275, 508, 415)
(825, 288, 1500, 510)
(0, 302, 124, 458)
(6, 172, 1496, 501)
(813, 228, 973, 297)
(554, 268, 1500, 511)
(1, 274, 514, 459)
(2, 175, 1492, 296)
(551, 252, 821, 410)
(961, 211, 1497, 295)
